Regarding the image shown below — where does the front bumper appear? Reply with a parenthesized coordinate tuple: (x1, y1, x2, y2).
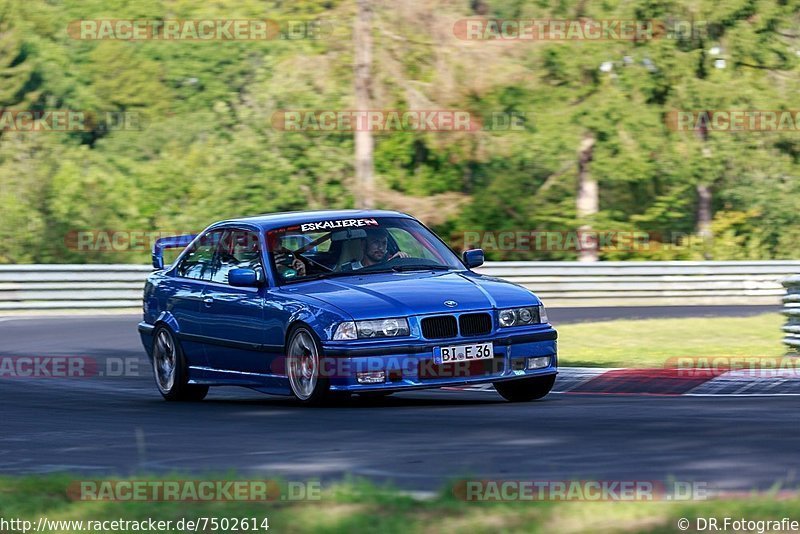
(321, 327, 557, 392)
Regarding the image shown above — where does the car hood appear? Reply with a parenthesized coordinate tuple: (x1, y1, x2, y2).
(281, 270, 541, 320)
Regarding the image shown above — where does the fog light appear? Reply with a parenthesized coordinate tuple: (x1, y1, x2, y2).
(527, 356, 551, 370)
(357, 371, 386, 384)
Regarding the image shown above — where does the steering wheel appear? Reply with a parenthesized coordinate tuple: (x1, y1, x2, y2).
(281, 247, 333, 273)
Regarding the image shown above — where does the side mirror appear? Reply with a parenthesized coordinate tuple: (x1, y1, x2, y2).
(229, 268, 263, 287)
(463, 249, 484, 268)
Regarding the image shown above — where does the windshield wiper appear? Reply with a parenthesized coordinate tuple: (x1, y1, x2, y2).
(282, 271, 356, 284)
(284, 265, 453, 284)
(391, 264, 452, 272)
(357, 264, 451, 273)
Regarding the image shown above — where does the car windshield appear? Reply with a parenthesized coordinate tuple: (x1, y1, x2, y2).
(266, 216, 464, 283)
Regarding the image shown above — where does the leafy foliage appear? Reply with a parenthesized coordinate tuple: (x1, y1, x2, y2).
(0, 0, 799, 263)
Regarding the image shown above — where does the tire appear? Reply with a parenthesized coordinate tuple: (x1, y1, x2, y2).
(493, 374, 556, 402)
(286, 325, 333, 405)
(152, 326, 209, 402)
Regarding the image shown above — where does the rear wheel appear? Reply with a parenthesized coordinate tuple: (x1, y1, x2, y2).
(152, 326, 208, 402)
(286, 326, 333, 405)
(493, 374, 555, 402)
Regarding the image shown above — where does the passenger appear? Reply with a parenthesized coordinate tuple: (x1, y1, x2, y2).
(340, 227, 408, 271)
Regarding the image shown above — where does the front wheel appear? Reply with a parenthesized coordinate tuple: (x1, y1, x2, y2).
(493, 374, 556, 402)
(152, 326, 209, 402)
(286, 326, 333, 405)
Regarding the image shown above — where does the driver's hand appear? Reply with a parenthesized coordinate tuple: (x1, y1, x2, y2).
(291, 258, 306, 276)
(388, 251, 410, 260)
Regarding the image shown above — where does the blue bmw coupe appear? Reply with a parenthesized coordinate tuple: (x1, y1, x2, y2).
(138, 210, 557, 404)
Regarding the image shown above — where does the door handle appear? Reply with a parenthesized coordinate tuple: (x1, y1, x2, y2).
(202, 297, 214, 307)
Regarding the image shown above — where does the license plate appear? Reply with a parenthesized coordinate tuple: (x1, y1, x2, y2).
(433, 342, 494, 365)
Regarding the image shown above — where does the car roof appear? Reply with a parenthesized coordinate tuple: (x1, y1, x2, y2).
(212, 209, 414, 231)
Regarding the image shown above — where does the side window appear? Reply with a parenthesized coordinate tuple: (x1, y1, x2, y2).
(176, 231, 223, 281)
(210, 230, 264, 285)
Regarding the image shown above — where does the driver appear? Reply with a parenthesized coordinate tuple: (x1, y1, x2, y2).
(269, 234, 307, 279)
(273, 249, 306, 279)
(341, 227, 409, 271)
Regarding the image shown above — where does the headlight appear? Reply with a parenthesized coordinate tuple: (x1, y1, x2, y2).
(333, 321, 357, 340)
(538, 304, 549, 323)
(498, 306, 542, 327)
(333, 318, 410, 340)
(357, 318, 409, 338)
(499, 309, 517, 327)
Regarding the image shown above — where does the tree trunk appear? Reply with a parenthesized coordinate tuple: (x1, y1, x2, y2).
(576, 133, 598, 262)
(354, 0, 374, 209)
(696, 183, 712, 259)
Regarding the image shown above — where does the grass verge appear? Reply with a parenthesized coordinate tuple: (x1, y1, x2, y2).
(557, 313, 785, 368)
(1, 475, 798, 533)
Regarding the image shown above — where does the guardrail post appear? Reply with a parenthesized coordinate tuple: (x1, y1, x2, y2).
(782, 275, 800, 354)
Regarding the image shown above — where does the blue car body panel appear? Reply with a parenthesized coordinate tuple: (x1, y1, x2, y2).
(138, 210, 557, 397)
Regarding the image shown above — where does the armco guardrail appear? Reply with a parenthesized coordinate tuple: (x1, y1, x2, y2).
(0, 265, 151, 310)
(0, 261, 798, 311)
(476, 261, 800, 307)
(782, 275, 800, 351)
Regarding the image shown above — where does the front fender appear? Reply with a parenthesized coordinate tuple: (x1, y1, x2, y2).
(287, 304, 352, 343)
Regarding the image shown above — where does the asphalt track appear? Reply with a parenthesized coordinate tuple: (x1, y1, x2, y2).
(1, 307, 796, 493)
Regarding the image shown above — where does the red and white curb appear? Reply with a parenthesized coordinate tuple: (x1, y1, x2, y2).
(452, 367, 800, 396)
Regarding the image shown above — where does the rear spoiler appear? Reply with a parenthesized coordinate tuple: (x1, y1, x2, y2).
(152, 234, 197, 270)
